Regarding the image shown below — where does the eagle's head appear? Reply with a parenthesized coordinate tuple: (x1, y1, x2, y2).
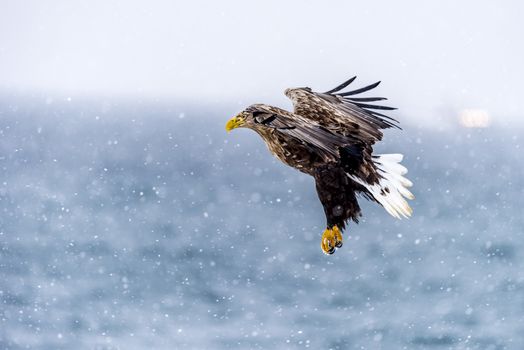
(225, 110, 250, 132)
(225, 105, 275, 132)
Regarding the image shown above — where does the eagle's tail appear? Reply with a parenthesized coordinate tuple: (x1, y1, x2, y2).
(349, 154, 414, 218)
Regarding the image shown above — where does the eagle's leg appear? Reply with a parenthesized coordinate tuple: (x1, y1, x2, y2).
(320, 225, 343, 255)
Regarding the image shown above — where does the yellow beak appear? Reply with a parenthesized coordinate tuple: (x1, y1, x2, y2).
(225, 116, 244, 132)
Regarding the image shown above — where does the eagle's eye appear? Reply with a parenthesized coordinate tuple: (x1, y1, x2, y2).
(239, 112, 249, 120)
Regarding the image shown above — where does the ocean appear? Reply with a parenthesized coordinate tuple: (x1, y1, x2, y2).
(1, 96, 523, 349)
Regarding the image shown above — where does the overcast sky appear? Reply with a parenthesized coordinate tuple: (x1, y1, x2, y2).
(1, 0, 523, 125)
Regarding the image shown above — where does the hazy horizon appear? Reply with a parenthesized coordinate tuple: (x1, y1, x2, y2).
(1, 0, 523, 128)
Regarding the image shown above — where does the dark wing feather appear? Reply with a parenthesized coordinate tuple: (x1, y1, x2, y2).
(324, 76, 357, 94)
(285, 77, 399, 146)
(252, 110, 350, 159)
(335, 81, 381, 96)
(345, 96, 387, 102)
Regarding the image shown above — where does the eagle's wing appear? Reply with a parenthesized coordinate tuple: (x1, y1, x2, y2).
(285, 78, 413, 218)
(250, 109, 350, 160)
(285, 77, 399, 146)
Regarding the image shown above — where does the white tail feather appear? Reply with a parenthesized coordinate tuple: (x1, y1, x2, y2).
(348, 153, 414, 219)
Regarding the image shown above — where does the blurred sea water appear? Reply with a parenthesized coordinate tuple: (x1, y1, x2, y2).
(1, 97, 523, 349)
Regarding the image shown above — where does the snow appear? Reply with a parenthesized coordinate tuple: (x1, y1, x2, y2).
(0, 96, 523, 349)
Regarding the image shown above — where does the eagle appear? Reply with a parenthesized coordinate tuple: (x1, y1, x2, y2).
(225, 77, 414, 255)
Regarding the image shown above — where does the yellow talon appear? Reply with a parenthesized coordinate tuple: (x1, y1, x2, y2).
(321, 225, 343, 255)
(333, 225, 343, 248)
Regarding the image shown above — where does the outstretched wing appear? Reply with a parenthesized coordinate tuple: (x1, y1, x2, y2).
(247, 106, 350, 160)
(285, 77, 399, 146)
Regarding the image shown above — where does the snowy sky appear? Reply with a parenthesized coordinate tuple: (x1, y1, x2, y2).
(1, 0, 523, 125)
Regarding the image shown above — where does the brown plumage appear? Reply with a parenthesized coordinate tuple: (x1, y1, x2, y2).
(225, 77, 414, 255)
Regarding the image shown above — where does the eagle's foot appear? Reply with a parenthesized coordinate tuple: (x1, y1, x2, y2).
(321, 225, 343, 255)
